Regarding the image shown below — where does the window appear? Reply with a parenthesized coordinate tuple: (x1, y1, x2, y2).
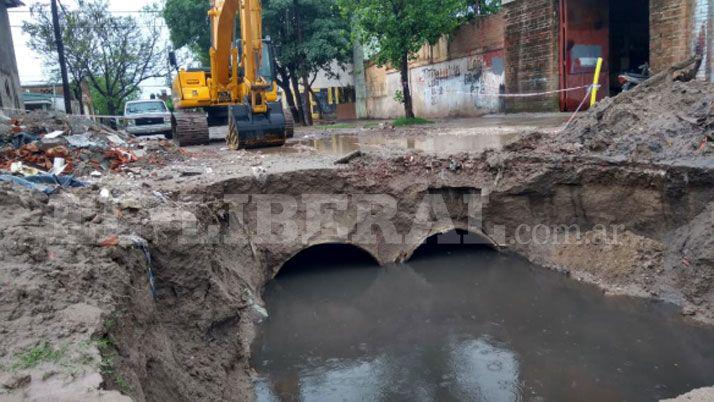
(125, 101, 167, 115)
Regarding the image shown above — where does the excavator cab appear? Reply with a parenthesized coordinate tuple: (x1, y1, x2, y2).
(236, 39, 276, 84)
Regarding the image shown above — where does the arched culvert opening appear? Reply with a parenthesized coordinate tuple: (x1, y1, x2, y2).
(255, 244, 381, 373)
(277, 243, 380, 278)
(408, 229, 497, 262)
(268, 244, 381, 302)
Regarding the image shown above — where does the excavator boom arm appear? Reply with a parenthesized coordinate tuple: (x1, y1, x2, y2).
(209, 0, 263, 87)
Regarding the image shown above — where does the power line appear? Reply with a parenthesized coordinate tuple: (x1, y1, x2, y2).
(9, 9, 162, 13)
(11, 24, 169, 28)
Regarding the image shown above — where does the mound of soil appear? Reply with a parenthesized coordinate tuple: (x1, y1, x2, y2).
(559, 79, 714, 161)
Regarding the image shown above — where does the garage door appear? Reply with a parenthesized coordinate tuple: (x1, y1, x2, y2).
(559, 0, 610, 111)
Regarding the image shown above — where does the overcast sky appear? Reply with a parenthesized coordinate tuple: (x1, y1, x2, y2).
(8, 0, 170, 98)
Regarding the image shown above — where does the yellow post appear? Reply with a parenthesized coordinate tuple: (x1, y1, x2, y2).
(590, 57, 603, 107)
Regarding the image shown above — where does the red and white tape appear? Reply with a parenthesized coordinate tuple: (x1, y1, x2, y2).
(451, 84, 598, 98)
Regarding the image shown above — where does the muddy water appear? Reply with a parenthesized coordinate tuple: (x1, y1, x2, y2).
(252, 244, 714, 402)
(305, 132, 520, 157)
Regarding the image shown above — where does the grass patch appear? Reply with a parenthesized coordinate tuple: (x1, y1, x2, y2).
(13, 342, 64, 370)
(95, 337, 116, 375)
(115, 375, 133, 394)
(393, 117, 433, 127)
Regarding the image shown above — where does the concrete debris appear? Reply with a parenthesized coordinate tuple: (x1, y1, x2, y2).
(10, 161, 43, 176)
(0, 111, 186, 177)
(65, 133, 98, 148)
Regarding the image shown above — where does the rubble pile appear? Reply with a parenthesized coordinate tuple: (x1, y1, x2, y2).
(559, 79, 714, 160)
(0, 111, 186, 178)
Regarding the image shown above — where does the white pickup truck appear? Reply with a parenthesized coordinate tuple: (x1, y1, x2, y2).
(124, 100, 173, 138)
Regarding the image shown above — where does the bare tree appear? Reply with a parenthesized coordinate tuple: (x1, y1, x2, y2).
(24, 0, 166, 116)
(24, 3, 90, 114)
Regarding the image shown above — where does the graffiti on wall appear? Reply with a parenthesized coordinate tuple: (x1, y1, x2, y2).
(364, 51, 506, 118)
(411, 50, 505, 115)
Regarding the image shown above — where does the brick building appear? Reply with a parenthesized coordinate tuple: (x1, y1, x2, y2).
(0, 0, 23, 113)
(503, 0, 713, 112)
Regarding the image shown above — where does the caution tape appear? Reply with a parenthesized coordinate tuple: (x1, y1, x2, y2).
(2, 84, 601, 120)
(560, 85, 595, 132)
(0, 105, 137, 120)
(449, 84, 598, 98)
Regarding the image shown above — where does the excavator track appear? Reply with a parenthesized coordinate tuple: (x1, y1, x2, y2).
(284, 108, 295, 138)
(171, 113, 210, 147)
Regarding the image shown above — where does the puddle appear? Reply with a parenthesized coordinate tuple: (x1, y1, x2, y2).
(301, 132, 520, 157)
(252, 244, 714, 402)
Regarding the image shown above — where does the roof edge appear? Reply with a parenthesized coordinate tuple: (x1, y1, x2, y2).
(5, 0, 25, 9)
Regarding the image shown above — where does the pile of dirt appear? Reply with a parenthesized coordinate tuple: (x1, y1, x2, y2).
(0, 178, 258, 401)
(0, 111, 186, 176)
(0, 182, 139, 400)
(558, 79, 714, 161)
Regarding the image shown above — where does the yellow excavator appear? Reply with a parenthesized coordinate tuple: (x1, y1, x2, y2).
(169, 0, 293, 148)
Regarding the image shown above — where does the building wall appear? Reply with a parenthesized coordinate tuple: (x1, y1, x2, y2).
(690, 0, 712, 80)
(309, 61, 354, 89)
(649, 0, 713, 79)
(363, 0, 713, 116)
(365, 14, 505, 119)
(650, 0, 693, 74)
(502, 0, 561, 113)
(501, 0, 713, 113)
(0, 4, 23, 112)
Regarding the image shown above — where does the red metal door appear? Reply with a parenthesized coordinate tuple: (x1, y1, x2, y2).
(559, 0, 609, 111)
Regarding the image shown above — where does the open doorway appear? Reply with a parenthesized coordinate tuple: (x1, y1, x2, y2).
(559, 0, 650, 110)
(609, 0, 650, 95)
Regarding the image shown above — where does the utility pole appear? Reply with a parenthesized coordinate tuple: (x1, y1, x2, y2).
(50, 0, 72, 114)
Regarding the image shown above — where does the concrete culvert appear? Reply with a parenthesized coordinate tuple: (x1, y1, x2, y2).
(276, 243, 381, 278)
(407, 228, 498, 262)
(271, 243, 382, 302)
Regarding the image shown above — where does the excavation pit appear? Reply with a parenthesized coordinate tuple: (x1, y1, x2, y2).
(1, 78, 713, 400)
(254, 233, 714, 401)
(3, 146, 712, 401)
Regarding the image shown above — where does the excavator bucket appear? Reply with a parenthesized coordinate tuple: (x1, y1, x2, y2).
(226, 102, 292, 149)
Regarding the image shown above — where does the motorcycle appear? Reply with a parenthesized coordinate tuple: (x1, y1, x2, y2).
(618, 63, 650, 91)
